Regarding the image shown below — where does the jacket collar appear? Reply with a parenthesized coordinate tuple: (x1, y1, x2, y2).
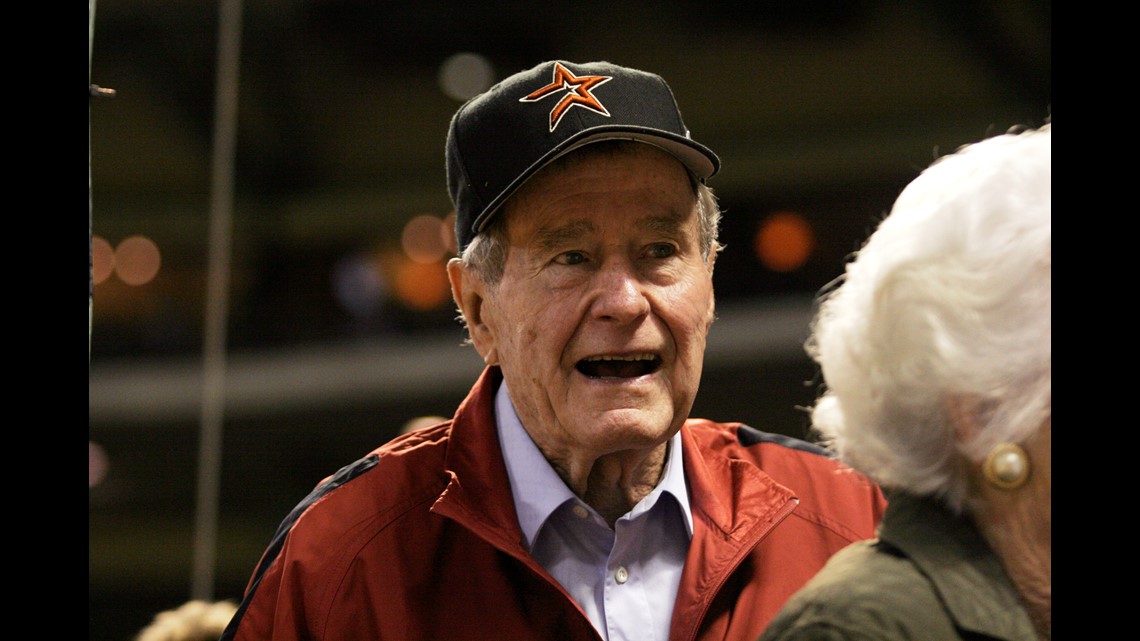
(431, 366, 527, 553)
(431, 366, 796, 557)
(879, 492, 1038, 641)
(680, 421, 797, 540)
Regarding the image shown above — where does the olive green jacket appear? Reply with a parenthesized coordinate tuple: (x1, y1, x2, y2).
(757, 491, 1038, 641)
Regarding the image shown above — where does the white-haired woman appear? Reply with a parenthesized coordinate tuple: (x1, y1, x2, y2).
(760, 122, 1051, 641)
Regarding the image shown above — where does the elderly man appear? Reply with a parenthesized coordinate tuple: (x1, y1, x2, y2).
(221, 60, 886, 641)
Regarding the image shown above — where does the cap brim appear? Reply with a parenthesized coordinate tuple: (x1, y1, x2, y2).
(471, 128, 720, 235)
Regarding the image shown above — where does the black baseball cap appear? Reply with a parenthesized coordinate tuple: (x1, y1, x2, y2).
(445, 60, 721, 252)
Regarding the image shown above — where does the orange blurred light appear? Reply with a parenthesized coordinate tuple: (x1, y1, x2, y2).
(754, 211, 814, 273)
(391, 258, 451, 311)
(114, 235, 162, 286)
(402, 214, 449, 264)
(89, 441, 109, 488)
(91, 235, 115, 285)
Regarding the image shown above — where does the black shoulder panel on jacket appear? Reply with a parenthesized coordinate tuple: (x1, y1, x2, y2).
(220, 453, 380, 641)
(735, 423, 834, 459)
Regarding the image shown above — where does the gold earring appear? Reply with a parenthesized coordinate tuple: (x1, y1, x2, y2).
(983, 443, 1031, 490)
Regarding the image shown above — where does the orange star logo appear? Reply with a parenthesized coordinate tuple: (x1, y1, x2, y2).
(519, 62, 613, 132)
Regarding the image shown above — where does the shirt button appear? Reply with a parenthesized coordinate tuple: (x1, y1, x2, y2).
(572, 504, 589, 519)
(615, 566, 629, 584)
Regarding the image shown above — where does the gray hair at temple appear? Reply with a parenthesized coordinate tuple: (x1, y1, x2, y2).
(806, 122, 1051, 512)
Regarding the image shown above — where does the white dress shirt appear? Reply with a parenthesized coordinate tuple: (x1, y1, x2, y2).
(496, 382, 694, 641)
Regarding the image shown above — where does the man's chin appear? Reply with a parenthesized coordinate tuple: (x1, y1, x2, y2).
(586, 407, 676, 441)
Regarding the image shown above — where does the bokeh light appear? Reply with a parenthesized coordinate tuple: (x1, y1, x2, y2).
(92, 235, 115, 285)
(401, 214, 450, 264)
(114, 235, 162, 285)
(754, 211, 815, 273)
(391, 256, 451, 311)
(438, 52, 495, 101)
(332, 252, 387, 319)
(89, 441, 109, 488)
(399, 415, 448, 435)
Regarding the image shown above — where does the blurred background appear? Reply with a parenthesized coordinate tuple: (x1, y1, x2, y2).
(88, 1, 1049, 639)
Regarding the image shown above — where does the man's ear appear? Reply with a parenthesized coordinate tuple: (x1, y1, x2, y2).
(447, 258, 498, 365)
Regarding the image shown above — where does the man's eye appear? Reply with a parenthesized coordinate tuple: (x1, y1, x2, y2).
(555, 251, 588, 266)
(647, 243, 677, 259)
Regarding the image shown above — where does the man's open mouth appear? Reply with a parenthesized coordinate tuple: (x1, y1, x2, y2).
(576, 354, 662, 378)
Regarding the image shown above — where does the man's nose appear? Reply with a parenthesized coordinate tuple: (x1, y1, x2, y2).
(589, 259, 650, 322)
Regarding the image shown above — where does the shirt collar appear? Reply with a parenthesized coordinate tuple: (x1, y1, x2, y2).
(495, 382, 694, 550)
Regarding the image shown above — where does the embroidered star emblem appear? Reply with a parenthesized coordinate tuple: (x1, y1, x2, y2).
(519, 62, 613, 132)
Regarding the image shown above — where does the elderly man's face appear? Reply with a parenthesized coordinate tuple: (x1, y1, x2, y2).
(462, 143, 716, 459)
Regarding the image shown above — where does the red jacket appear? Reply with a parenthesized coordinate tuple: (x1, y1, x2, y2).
(222, 367, 886, 641)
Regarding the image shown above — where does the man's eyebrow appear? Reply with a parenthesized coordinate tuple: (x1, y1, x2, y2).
(533, 219, 595, 252)
(641, 212, 687, 236)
